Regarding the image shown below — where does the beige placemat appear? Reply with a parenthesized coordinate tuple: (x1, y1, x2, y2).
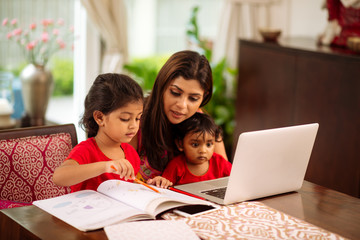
(162, 201, 347, 240)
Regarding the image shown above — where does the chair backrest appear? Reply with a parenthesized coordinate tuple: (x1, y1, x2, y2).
(0, 124, 77, 206)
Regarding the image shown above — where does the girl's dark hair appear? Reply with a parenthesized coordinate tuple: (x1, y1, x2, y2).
(173, 112, 222, 155)
(80, 73, 144, 138)
(140, 50, 213, 171)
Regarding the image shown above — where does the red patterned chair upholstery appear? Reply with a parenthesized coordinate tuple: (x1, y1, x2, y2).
(0, 124, 77, 209)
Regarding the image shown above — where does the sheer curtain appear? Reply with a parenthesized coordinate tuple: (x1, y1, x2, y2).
(80, 0, 128, 73)
(212, 0, 286, 68)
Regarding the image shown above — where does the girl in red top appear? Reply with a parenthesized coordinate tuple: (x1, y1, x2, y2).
(53, 73, 143, 192)
(162, 112, 232, 185)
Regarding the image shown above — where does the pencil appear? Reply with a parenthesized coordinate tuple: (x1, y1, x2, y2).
(111, 165, 159, 193)
(169, 187, 206, 200)
(134, 178, 160, 193)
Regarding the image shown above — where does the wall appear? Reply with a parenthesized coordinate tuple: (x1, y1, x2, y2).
(123, 0, 329, 58)
(287, 0, 328, 37)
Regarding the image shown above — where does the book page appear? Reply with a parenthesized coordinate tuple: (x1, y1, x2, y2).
(33, 190, 151, 231)
(97, 180, 210, 216)
(104, 220, 199, 240)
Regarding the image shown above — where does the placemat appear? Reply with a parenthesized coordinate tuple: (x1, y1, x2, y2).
(162, 201, 346, 240)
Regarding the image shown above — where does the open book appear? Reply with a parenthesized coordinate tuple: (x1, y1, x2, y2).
(33, 179, 211, 232)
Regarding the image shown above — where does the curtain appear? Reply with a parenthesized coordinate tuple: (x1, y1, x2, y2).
(212, 0, 284, 68)
(81, 0, 128, 73)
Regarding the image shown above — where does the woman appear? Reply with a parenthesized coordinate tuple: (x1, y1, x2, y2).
(130, 50, 228, 187)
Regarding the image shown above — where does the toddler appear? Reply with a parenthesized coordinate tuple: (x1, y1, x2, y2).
(162, 112, 232, 185)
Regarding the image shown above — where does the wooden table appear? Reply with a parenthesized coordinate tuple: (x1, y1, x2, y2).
(1, 181, 359, 240)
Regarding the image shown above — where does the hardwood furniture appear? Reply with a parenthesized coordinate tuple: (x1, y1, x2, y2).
(1, 181, 359, 240)
(0, 124, 77, 209)
(235, 37, 360, 198)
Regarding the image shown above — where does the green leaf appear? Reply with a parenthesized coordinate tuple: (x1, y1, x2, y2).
(124, 55, 169, 92)
(51, 57, 74, 96)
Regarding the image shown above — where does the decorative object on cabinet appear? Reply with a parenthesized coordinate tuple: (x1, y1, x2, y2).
(319, 0, 360, 47)
(259, 28, 282, 42)
(347, 36, 360, 53)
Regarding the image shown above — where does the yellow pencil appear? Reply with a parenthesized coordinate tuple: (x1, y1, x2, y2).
(111, 165, 159, 193)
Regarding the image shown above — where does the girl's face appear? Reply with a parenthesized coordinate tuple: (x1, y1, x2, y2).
(181, 131, 215, 166)
(163, 76, 205, 124)
(98, 101, 143, 144)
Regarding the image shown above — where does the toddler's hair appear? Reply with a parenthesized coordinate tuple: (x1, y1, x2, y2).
(173, 112, 223, 144)
(80, 73, 144, 138)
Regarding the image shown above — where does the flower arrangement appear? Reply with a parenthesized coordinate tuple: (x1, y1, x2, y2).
(1, 18, 74, 67)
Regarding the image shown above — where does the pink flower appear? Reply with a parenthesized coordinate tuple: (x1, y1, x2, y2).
(12, 28, 22, 36)
(57, 18, 64, 26)
(41, 19, 48, 26)
(3, 17, 73, 66)
(57, 39, 66, 49)
(26, 41, 36, 50)
(10, 19, 17, 25)
(69, 25, 74, 33)
(2, 18, 8, 26)
(29, 23, 36, 30)
(41, 32, 49, 42)
(41, 19, 54, 27)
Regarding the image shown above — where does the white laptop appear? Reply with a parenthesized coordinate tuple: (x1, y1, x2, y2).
(174, 123, 319, 205)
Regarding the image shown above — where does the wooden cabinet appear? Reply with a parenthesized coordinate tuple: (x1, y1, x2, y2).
(234, 38, 360, 197)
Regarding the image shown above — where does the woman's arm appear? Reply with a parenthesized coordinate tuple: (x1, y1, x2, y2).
(53, 158, 135, 187)
(215, 140, 228, 161)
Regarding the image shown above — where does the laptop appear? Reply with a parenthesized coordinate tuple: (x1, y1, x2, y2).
(174, 123, 319, 205)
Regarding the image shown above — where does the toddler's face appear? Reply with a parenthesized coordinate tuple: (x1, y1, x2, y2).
(181, 131, 215, 166)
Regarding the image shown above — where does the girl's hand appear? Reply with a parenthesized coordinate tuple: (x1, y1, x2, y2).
(107, 159, 135, 181)
(147, 176, 173, 188)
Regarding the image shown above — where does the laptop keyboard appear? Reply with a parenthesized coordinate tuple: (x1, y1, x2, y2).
(201, 187, 227, 199)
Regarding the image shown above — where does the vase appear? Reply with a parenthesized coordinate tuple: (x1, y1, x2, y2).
(20, 64, 54, 126)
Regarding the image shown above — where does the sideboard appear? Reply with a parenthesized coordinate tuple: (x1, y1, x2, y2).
(234, 37, 360, 198)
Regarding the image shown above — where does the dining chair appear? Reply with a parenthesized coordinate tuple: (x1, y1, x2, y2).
(0, 124, 77, 209)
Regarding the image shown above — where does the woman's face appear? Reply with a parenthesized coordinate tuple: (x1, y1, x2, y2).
(163, 76, 204, 124)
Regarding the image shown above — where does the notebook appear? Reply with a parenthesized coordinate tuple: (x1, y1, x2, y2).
(174, 123, 319, 205)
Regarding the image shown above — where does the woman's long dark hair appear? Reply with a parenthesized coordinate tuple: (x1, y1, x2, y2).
(80, 73, 144, 138)
(140, 50, 213, 171)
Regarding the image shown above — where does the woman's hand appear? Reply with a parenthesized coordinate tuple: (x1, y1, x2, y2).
(107, 159, 135, 181)
(147, 176, 173, 188)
